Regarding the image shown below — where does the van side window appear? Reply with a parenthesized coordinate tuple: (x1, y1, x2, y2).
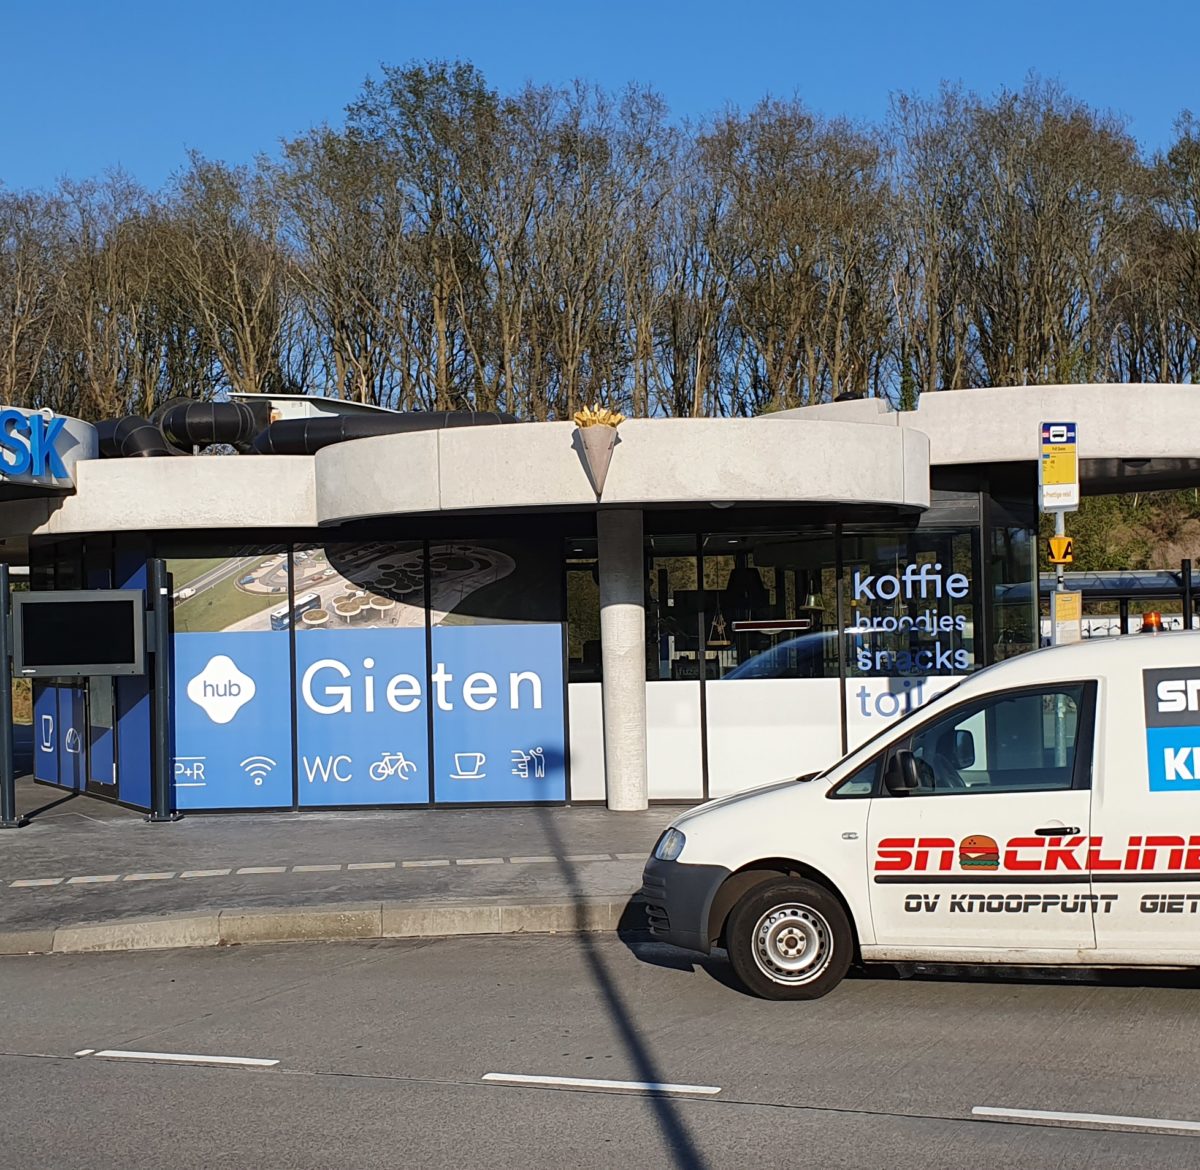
(901, 685, 1087, 795)
(829, 757, 879, 798)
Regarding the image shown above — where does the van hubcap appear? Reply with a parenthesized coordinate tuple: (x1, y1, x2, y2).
(751, 903, 832, 984)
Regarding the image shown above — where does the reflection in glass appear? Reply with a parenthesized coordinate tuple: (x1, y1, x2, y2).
(428, 539, 561, 626)
(645, 537, 701, 681)
(991, 525, 1036, 660)
(566, 539, 601, 682)
(702, 534, 837, 679)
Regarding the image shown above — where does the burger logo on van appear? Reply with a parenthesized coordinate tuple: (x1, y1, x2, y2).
(958, 835, 1000, 871)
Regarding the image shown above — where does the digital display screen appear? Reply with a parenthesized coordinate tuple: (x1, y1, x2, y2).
(16, 595, 142, 674)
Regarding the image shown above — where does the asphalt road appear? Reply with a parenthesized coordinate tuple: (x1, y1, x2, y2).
(3, 934, 1200, 1168)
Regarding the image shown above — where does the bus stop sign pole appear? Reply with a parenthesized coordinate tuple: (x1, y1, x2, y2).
(0, 564, 24, 828)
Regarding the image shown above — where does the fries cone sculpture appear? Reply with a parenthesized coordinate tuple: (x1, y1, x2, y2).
(573, 405, 625, 498)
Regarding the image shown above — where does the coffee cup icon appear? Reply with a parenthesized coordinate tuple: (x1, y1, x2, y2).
(450, 752, 486, 780)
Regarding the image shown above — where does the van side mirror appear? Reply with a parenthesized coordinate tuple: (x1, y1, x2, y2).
(954, 729, 975, 769)
(884, 750, 921, 795)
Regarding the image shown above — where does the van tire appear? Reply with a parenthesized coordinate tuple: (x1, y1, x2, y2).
(725, 878, 852, 1000)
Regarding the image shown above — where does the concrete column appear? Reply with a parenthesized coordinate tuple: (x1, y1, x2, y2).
(597, 508, 648, 810)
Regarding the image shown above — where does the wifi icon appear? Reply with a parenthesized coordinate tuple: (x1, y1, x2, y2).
(240, 756, 277, 786)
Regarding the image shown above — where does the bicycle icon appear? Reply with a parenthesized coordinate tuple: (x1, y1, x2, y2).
(368, 752, 419, 782)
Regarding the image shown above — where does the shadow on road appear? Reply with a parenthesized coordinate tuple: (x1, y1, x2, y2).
(537, 807, 711, 1170)
(21, 788, 81, 822)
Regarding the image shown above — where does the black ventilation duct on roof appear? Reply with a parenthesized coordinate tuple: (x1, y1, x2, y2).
(95, 417, 175, 458)
(251, 409, 519, 455)
(156, 400, 266, 452)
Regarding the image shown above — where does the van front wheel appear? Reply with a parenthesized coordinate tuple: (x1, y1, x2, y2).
(725, 878, 853, 1000)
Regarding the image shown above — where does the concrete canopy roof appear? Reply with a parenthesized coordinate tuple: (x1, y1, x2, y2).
(770, 383, 1200, 488)
(2, 416, 930, 536)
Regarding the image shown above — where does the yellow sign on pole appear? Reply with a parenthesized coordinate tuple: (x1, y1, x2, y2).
(1052, 589, 1083, 646)
(1048, 536, 1074, 565)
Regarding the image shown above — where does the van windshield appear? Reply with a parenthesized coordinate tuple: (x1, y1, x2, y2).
(814, 678, 966, 781)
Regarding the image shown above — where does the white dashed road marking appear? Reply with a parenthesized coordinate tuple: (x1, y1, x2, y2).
(87, 1049, 279, 1069)
(482, 1072, 721, 1096)
(972, 1106, 1200, 1134)
(4, 853, 642, 888)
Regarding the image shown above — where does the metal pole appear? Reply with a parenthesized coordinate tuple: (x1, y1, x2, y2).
(1052, 512, 1068, 760)
(147, 558, 179, 823)
(1183, 558, 1194, 631)
(1054, 511, 1066, 595)
(0, 564, 21, 828)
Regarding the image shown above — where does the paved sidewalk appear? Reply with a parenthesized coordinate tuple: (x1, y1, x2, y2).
(0, 776, 679, 951)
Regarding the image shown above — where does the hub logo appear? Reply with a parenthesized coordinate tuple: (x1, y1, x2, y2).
(1143, 667, 1200, 792)
(187, 655, 256, 724)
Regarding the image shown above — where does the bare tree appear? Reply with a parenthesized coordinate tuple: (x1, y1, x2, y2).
(165, 155, 290, 397)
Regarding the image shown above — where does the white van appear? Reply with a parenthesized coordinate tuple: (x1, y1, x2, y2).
(641, 631, 1200, 999)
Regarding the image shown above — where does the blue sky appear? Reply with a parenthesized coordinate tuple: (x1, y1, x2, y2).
(2, 0, 1196, 192)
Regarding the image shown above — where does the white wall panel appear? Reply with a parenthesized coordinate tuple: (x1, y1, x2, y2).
(567, 682, 606, 802)
(705, 679, 843, 798)
(646, 682, 704, 800)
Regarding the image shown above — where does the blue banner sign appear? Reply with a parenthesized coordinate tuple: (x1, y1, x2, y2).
(431, 624, 566, 804)
(295, 627, 430, 807)
(172, 623, 566, 808)
(173, 632, 293, 809)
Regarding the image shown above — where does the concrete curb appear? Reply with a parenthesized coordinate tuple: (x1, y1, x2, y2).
(0, 896, 646, 956)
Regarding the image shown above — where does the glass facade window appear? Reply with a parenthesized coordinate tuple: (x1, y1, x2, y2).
(700, 533, 837, 680)
(152, 536, 569, 811)
(841, 528, 977, 678)
(164, 543, 293, 810)
(166, 544, 289, 634)
(292, 542, 429, 808)
(565, 539, 601, 683)
(646, 536, 702, 681)
(28, 474, 1039, 811)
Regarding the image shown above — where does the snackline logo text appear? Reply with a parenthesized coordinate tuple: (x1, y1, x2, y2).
(876, 834, 1200, 874)
(1143, 666, 1200, 792)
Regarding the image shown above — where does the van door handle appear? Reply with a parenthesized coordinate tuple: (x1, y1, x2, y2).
(1034, 825, 1080, 836)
